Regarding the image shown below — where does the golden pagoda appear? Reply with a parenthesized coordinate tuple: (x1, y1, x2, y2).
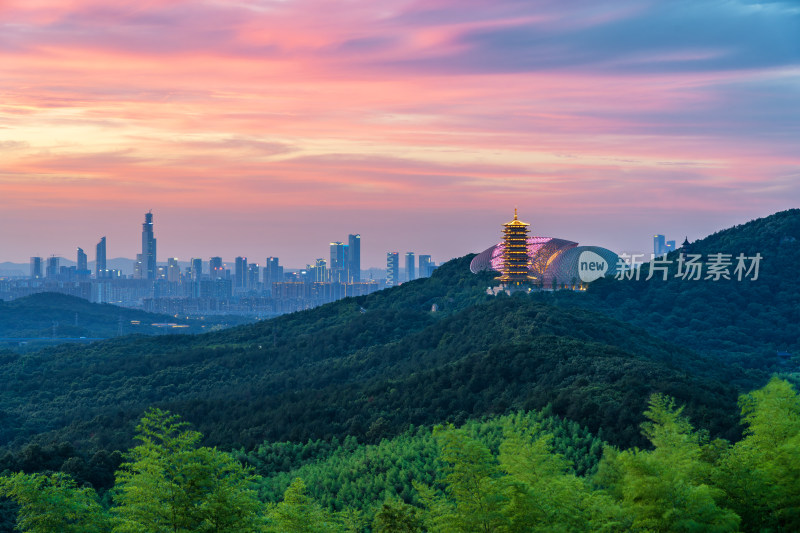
(499, 209, 534, 286)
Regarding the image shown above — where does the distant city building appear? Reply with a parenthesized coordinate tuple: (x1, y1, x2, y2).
(235, 257, 248, 289)
(46, 256, 59, 279)
(405, 252, 415, 281)
(77, 247, 89, 278)
(209, 257, 223, 280)
(248, 263, 260, 290)
(96, 237, 107, 279)
(653, 235, 676, 256)
(134, 254, 144, 279)
(264, 257, 284, 288)
(418, 255, 433, 278)
(30, 256, 43, 279)
(314, 258, 327, 283)
(141, 211, 157, 280)
(167, 258, 180, 283)
(191, 258, 203, 280)
(329, 242, 347, 283)
(386, 252, 399, 287)
(2, 214, 383, 317)
(348, 234, 361, 282)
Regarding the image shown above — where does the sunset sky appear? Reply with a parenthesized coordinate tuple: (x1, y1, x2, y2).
(1, 0, 798, 268)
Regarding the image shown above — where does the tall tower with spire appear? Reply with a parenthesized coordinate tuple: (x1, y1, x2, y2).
(142, 211, 157, 280)
(499, 209, 533, 286)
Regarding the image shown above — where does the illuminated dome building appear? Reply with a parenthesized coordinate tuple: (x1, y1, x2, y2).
(471, 212, 619, 289)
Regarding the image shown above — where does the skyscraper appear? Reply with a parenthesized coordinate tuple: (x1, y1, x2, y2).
(77, 247, 88, 278)
(329, 242, 347, 282)
(405, 252, 415, 281)
(191, 258, 203, 280)
(386, 252, 399, 287)
(348, 234, 361, 282)
(134, 254, 143, 279)
(142, 211, 157, 280)
(314, 258, 327, 283)
(653, 234, 666, 256)
(264, 257, 283, 288)
(96, 237, 107, 279)
(418, 254, 432, 278)
(209, 257, 223, 280)
(167, 258, 181, 282)
(30, 257, 43, 279)
(46, 256, 59, 279)
(248, 263, 260, 289)
(235, 257, 248, 289)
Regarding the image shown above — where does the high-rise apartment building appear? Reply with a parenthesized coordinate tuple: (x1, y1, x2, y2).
(264, 257, 284, 288)
(77, 247, 89, 278)
(167, 258, 181, 282)
(348, 234, 361, 282)
(141, 212, 157, 280)
(134, 254, 143, 279)
(386, 252, 399, 287)
(314, 258, 327, 283)
(418, 255, 432, 278)
(329, 242, 347, 282)
(77, 247, 87, 271)
(96, 237, 107, 279)
(248, 263, 260, 289)
(191, 258, 203, 280)
(405, 252, 415, 282)
(209, 257, 223, 280)
(46, 256, 59, 279)
(235, 257, 248, 289)
(653, 234, 666, 256)
(30, 257, 43, 279)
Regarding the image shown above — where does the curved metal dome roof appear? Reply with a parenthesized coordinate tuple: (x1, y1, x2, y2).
(542, 246, 619, 285)
(470, 237, 578, 278)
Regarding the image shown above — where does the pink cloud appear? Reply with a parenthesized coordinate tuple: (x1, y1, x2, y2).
(0, 0, 797, 265)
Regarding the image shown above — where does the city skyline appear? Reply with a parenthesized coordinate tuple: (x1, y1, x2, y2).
(12, 211, 434, 273)
(1, 1, 798, 266)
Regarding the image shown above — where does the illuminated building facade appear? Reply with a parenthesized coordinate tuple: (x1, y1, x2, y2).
(386, 252, 399, 286)
(209, 257, 223, 280)
(471, 210, 619, 288)
(498, 209, 534, 286)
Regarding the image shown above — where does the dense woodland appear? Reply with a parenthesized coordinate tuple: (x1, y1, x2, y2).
(0, 209, 798, 530)
(543, 208, 800, 365)
(1, 378, 799, 531)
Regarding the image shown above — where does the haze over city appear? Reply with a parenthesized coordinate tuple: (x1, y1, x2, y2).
(1, 0, 798, 267)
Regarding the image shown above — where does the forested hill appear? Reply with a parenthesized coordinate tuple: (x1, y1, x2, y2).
(0, 251, 762, 462)
(544, 208, 800, 365)
(0, 292, 248, 344)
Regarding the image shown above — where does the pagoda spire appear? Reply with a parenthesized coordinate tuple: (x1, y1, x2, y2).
(499, 209, 533, 286)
